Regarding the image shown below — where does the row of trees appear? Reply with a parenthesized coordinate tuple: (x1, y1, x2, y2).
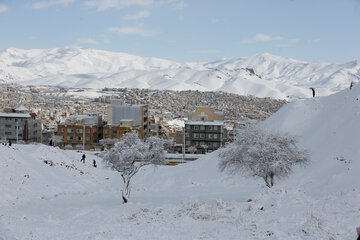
(100, 124, 309, 203)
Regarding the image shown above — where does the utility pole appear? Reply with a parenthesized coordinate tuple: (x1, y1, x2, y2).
(16, 120, 18, 143)
(83, 125, 85, 150)
(183, 120, 186, 158)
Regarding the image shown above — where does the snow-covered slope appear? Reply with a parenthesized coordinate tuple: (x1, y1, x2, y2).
(1, 62, 360, 239)
(2, 79, 360, 240)
(264, 83, 360, 195)
(1, 47, 360, 99)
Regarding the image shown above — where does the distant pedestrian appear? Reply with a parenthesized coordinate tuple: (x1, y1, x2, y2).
(8, 140, 12, 147)
(49, 139, 53, 146)
(81, 154, 86, 163)
(93, 159, 97, 168)
(310, 87, 315, 98)
(350, 81, 354, 90)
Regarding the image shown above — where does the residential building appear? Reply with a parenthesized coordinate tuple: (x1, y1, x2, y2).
(57, 114, 103, 150)
(108, 100, 150, 139)
(184, 107, 226, 153)
(0, 106, 41, 143)
(188, 106, 224, 121)
(185, 120, 226, 153)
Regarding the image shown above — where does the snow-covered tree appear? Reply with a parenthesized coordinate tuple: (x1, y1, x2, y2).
(219, 124, 309, 188)
(187, 146, 197, 154)
(102, 132, 166, 203)
(99, 138, 119, 150)
(50, 134, 62, 147)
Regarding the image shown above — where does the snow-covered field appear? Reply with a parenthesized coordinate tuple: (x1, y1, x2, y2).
(1, 84, 360, 239)
(1, 47, 360, 99)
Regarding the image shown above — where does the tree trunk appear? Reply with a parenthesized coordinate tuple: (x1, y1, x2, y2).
(121, 174, 132, 204)
(264, 175, 271, 188)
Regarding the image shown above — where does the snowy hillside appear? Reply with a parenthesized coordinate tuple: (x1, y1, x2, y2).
(263, 83, 360, 195)
(1, 47, 360, 99)
(1, 85, 360, 239)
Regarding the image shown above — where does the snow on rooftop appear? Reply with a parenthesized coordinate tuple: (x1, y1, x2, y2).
(185, 120, 224, 126)
(0, 112, 31, 118)
(15, 106, 29, 112)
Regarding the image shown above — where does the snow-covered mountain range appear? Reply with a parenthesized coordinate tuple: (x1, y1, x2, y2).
(1, 47, 359, 99)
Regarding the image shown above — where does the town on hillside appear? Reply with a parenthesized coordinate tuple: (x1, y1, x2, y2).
(0, 83, 286, 154)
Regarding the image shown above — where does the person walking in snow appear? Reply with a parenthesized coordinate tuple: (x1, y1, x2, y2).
(93, 159, 97, 168)
(49, 139, 53, 146)
(8, 140, 12, 147)
(81, 154, 86, 163)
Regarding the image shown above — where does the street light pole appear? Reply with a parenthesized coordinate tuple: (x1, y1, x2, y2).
(16, 120, 18, 143)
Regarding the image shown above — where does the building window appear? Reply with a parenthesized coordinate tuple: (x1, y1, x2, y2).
(200, 125, 205, 130)
(186, 125, 191, 130)
(67, 128, 73, 133)
(76, 129, 83, 134)
(5, 125, 11, 129)
(104, 129, 109, 134)
(213, 134, 218, 139)
(86, 129, 90, 133)
(67, 136, 73, 140)
(5, 132, 11, 135)
(185, 132, 190, 138)
(208, 134, 213, 139)
(60, 128, 64, 132)
(200, 133, 205, 138)
(112, 130, 117, 135)
(86, 136, 90, 141)
(214, 126, 218, 130)
(77, 136, 82, 141)
(208, 126, 213, 131)
(194, 125, 199, 130)
(193, 133, 199, 138)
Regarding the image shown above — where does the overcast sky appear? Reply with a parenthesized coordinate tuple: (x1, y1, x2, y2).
(0, 0, 359, 63)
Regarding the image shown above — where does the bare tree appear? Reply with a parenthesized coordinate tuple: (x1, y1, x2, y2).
(102, 132, 166, 203)
(219, 124, 309, 188)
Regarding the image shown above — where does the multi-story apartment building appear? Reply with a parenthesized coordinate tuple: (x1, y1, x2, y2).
(57, 114, 103, 150)
(184, 107, 226, 153)
(0, 106, 41, 143)
(185, 120, 226, 153)
(106, 100, 150, 139)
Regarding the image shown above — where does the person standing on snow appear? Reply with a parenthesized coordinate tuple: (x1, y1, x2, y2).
(81, 154, 86, 163)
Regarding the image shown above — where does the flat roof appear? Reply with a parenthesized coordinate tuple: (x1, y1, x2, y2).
(0, 112, 32, 118)
(185, 120, 224, 126)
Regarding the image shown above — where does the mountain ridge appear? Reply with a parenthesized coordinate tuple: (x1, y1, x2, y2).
(1, 47, 359, 99)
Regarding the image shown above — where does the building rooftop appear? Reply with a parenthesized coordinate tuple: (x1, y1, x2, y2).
(0, 112, 32, 118)
(185, 120, 224, 126)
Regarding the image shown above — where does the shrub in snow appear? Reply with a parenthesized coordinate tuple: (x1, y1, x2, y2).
(188, 146, 197, 154)
(219, 124, 309, 188)
(102, 132, 166, 203)
(50, 134, 62, 147)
